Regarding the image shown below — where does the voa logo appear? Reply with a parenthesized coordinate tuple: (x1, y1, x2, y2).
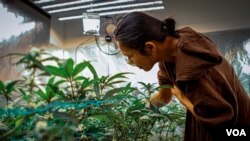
(226, 129, 246, 136)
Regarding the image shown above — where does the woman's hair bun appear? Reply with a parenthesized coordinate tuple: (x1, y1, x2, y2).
(163, 18, 176, 36)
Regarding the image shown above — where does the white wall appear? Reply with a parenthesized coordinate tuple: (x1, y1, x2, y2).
(155, 0, 250, 32)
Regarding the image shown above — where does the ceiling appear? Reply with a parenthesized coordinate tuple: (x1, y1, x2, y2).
(27, 0, 166, 21)
(27, 0, 250, 33)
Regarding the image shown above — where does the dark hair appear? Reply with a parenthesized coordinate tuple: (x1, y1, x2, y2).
(114, 12, 178, 54)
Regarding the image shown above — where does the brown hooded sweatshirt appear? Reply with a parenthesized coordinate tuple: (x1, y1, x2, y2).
(158, 27, 250, 141)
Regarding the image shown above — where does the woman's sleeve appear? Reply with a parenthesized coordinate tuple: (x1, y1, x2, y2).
(157, 62, 174, 86)
(176, 35, 223, 81)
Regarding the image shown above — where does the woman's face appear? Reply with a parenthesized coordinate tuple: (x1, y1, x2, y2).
(117, 41, 156, 71)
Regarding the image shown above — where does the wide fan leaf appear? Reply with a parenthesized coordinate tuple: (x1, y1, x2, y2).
(72, 62, 88, 77)
(44, 65, 67, 78)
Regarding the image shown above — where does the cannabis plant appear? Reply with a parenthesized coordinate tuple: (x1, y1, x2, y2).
(0, 48, 185, 141)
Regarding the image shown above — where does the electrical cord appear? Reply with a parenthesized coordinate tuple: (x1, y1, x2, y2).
(74, 36, 94, 63)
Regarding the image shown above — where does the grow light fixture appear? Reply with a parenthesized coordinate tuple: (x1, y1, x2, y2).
(87, 1, 163, 12)
(99, 6, 165, 16)
(43, 0, 94, 9)
(48, 0, 135, 14)
(34, 0, 56, 4)
(58, 6, 165, 21)
(59, 15, 84, 21)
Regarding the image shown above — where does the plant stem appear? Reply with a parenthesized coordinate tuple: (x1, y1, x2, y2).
(78, 108, 87, 123)
(69, 78, 75, 99)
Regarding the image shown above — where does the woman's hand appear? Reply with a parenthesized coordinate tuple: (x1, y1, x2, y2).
(171, 86, 195, 115)
(150, 88, 173, 108)
(150, 92, 166, 108)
